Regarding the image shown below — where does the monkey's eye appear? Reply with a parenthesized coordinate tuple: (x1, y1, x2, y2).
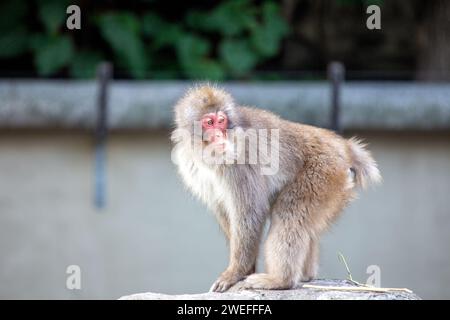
(207, 119, 213, 126)
(218, 117, 224, 124)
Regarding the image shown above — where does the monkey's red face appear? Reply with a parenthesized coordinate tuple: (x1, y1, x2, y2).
(201, 111, 228, 153)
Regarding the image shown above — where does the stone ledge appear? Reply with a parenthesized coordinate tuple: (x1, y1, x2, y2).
(1, 80, 450, 130)
(119, 279, 420, 300)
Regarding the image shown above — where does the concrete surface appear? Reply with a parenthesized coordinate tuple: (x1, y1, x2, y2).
(119, 279, 420, 300)
(1, 81, 450, 130)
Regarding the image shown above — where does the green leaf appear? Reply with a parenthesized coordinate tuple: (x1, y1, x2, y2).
(176, 34, 210, 66)
(34, 35, 74, 76)
(175, 34, 224, 80)
(142, 13, 165, 37)
(154, 25, 184, 49)
(187, 0, 257, 36)
(261, 1, 289, 37)
(184, 60, 225, 81)
(97, 12, 148, 78)
(0, 27, 28, 58)
(185, 11, 209, 30)
(219, 38, 258, 76)
(29, 34, 48, 51)
(38, 0, 68, 34)
(142, 13, 183, 49)
(251, 1, 289, 57)
(70, 51, 103, 79)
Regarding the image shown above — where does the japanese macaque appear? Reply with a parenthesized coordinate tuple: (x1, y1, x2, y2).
(171, 85, 381, 292)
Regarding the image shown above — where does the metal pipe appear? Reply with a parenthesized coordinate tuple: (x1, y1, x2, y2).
(328, 62, 345, 133)
(94, 62, 112, 209)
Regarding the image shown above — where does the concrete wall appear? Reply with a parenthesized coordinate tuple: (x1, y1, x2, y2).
(0, 130, 449, 299)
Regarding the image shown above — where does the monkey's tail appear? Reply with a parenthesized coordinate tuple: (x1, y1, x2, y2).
(348, 137, 382, 189)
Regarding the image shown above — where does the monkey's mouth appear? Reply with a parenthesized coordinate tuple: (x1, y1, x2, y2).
(204, 130, 227, 149)
(212, 142, 227, 154)
(202, 139, 228, 156)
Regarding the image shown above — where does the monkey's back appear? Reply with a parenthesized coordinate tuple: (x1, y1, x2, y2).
(237, 105, 353, 174)
(237, 105, 358, 228)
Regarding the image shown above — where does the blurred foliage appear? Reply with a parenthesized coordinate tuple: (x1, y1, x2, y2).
(1, 0, 441, 81)
(0, 0, 289, 79)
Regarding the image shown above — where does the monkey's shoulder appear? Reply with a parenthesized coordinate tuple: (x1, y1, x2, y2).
(236, 106, 283, 129)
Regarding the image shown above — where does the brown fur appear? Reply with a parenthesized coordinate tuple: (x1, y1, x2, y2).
(171, 85, 381, 292)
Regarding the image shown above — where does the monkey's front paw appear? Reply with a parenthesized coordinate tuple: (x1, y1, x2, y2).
(228, 274, 264, 291)
(209, 271, 243, 293)
(228, 280, 250, 292)
(229, 273, 291, 291)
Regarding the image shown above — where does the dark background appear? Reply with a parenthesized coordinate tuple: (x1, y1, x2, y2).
(1, 0, 449, 81)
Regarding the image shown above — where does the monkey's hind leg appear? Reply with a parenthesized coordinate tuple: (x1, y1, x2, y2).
(230, 212, 315, 291)
(228, 163, 350, 292)
(302, 239, 319, 282)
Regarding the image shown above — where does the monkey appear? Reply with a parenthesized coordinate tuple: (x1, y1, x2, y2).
(171, 84, 381, 292)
